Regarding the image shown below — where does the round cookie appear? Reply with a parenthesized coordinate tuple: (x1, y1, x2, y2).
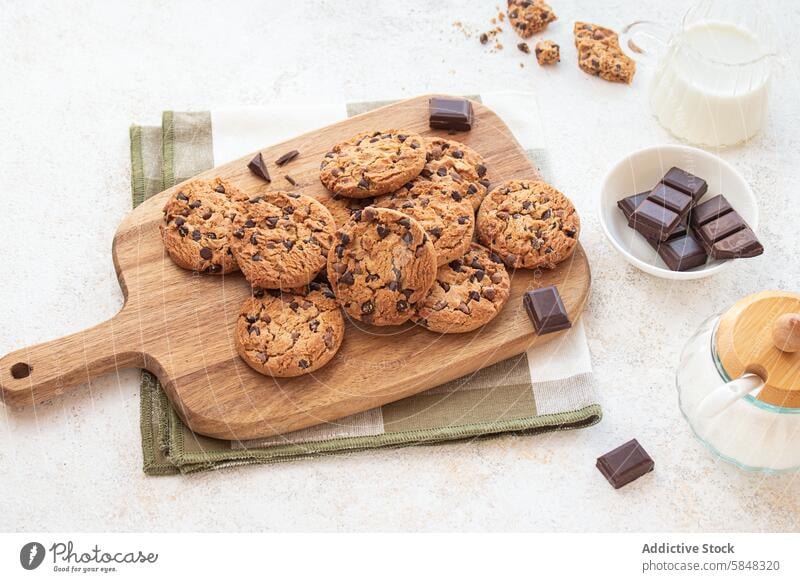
(374, 180, 475, 266)
(231, 191, 336, 289)
(327, 206, 437, 326)
(476, 180, 580, 270)
(413, 244, 511, 334)
(161, 178, 244, 274)
(235, 285, 344, 378)
(318, 193, 375, 230)
(319, 129, 426, 198)
(418, 137, 490, 210)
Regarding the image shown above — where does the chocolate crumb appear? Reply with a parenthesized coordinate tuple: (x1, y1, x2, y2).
(275, 150, 299, 166)
(284, 174, 297, 186)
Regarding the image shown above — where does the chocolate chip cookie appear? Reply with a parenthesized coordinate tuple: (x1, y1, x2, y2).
(319, 129, 426, 198)
(231, 191, 336, 289)
(327, 206, 437, 326)
(413, 244, 511, 334)
(375, 180, 474, 266)
(476, 180, 580, 270)
(417, 137, 490, 210)
(507, 0, 557, 39)
(236, 285, 344, 378)
(161, 178, 244, 274)
(317, 193, 375, 230)
(574, 22, 636, 84)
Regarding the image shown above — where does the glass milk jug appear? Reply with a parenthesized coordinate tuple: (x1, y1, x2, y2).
(677, 291, 800, 472)
(625, 0, 777, 147)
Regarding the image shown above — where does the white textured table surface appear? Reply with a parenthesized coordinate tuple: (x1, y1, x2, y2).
(1, 0, 799, 532)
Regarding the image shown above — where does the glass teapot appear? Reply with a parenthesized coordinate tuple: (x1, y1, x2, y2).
(677, 291, 800, 472)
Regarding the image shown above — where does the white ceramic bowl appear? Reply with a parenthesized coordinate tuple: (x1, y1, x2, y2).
(598, 144, 759, 280)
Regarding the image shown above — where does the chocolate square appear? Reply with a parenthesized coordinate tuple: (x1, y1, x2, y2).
(690, 194, 734, 228)
(697, 210, 746, 245)
(662, 166, 708, 200)
(596, 439, 654, 489)
(710, 226, 764, 259)
(650, 233, 708, 271)
(648, 183, 693, 215)
(523, 285, 571, 335)
(629, 199, 681, 241)
(616, 191, 649, 219)
(429, 97, 474, 131)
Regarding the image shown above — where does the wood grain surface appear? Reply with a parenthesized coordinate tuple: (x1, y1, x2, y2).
(0, 95, 591, 439)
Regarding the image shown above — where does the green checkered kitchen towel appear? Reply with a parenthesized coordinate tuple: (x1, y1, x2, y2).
(131, 94, 602, 475)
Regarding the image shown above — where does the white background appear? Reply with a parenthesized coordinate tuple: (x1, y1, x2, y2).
(1, 0, 799, 532)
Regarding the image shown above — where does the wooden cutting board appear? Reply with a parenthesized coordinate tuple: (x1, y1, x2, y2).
(0, 95, 591, 440)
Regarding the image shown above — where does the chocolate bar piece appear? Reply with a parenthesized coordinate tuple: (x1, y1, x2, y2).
(596, 439, 654, 489)
(618, 192, 688, 242)
(662, 166, 708, 200)
(429, 97, 474, 131)
(690, 194, 732, 227)
(647, 182, 693, 215)
(711, 226, 763, 259)
(649, 233, 707, 271)
(629, 198, 681, 241)
(523, 285, 571, 335)
(691, 195, 763, 259)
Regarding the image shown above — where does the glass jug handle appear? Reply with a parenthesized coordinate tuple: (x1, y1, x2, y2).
(696, 373, 763, 419)
(620, 21, 671, 65)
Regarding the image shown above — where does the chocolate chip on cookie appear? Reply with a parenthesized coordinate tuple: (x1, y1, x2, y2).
(507, 0, 557, 39)
(231, 191, 336, 289)
(161, 178, 245, 274)
(476, 179, 580, 270)
(413, 243, 511, 333)
(236, 286, 344, 378)
(319, 129, 426, 198)
(375, 180, 474, 266)
(327, 207, 437, 326)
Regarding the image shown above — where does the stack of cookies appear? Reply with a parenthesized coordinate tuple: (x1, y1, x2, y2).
(160, 122, 581, 379)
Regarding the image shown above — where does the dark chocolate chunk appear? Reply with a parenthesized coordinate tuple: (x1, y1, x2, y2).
(650, 233, 708, 272)
(429, 97, 474, 132)
(596, 439, 654, 489)
(690, 194, 733, 228)
(629, 199, 681, 242)
(284, 174, 297, 186)
(662, 166, 707, 200)
(247, 152, 271, 182)
(275, 149, 299, 166)
(523, 285, 571, 335)
(709, 226, 764, 259)
(199, 247, 213, 260)
(647, 183, 693, 215)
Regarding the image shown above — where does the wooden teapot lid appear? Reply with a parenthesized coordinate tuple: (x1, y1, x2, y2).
(716, 290, 800, 408)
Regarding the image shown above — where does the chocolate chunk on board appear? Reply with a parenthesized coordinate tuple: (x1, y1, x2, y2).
(247, 152, 271, 182)
(275, 150, 299, 166)
(523, 285, 571, 335)
(429, 97, 474, 132)
(662, 166, 708, 200)
(596, 439, 654, 489)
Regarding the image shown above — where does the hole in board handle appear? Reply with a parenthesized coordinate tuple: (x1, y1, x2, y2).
(10, 362, 32, 379)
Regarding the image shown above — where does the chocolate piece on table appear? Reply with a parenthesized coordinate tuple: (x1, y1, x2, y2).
(662, 166, 708, 200)
(628, 198, 681, 241)
(275, 149, 299, 166)
(710, 226, 764, 259)
(690, 194, 734, 228)
(247, 152, 270, 182)
(523, 285, 571, 335)
(429, 97, 474, 131)
(648, 233, 708, 271)
(647, 182, 693, 215)
(596, 439, 654, 489)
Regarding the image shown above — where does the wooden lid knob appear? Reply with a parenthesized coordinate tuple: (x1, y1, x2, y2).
(716, 291, 800, 408)
(773, 313, 800, 353)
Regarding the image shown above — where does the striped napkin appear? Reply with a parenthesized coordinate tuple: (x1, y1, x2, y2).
(130, 93, 602, 475)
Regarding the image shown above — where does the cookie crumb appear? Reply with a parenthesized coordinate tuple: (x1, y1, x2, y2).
(535, 40, 560, 65)
(517, 42, 530, 54)
(574, 22, 636, 83)
(508, 0, 557, 39)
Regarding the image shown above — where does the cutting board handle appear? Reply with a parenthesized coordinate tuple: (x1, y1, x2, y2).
(0, 312, 144, 407)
